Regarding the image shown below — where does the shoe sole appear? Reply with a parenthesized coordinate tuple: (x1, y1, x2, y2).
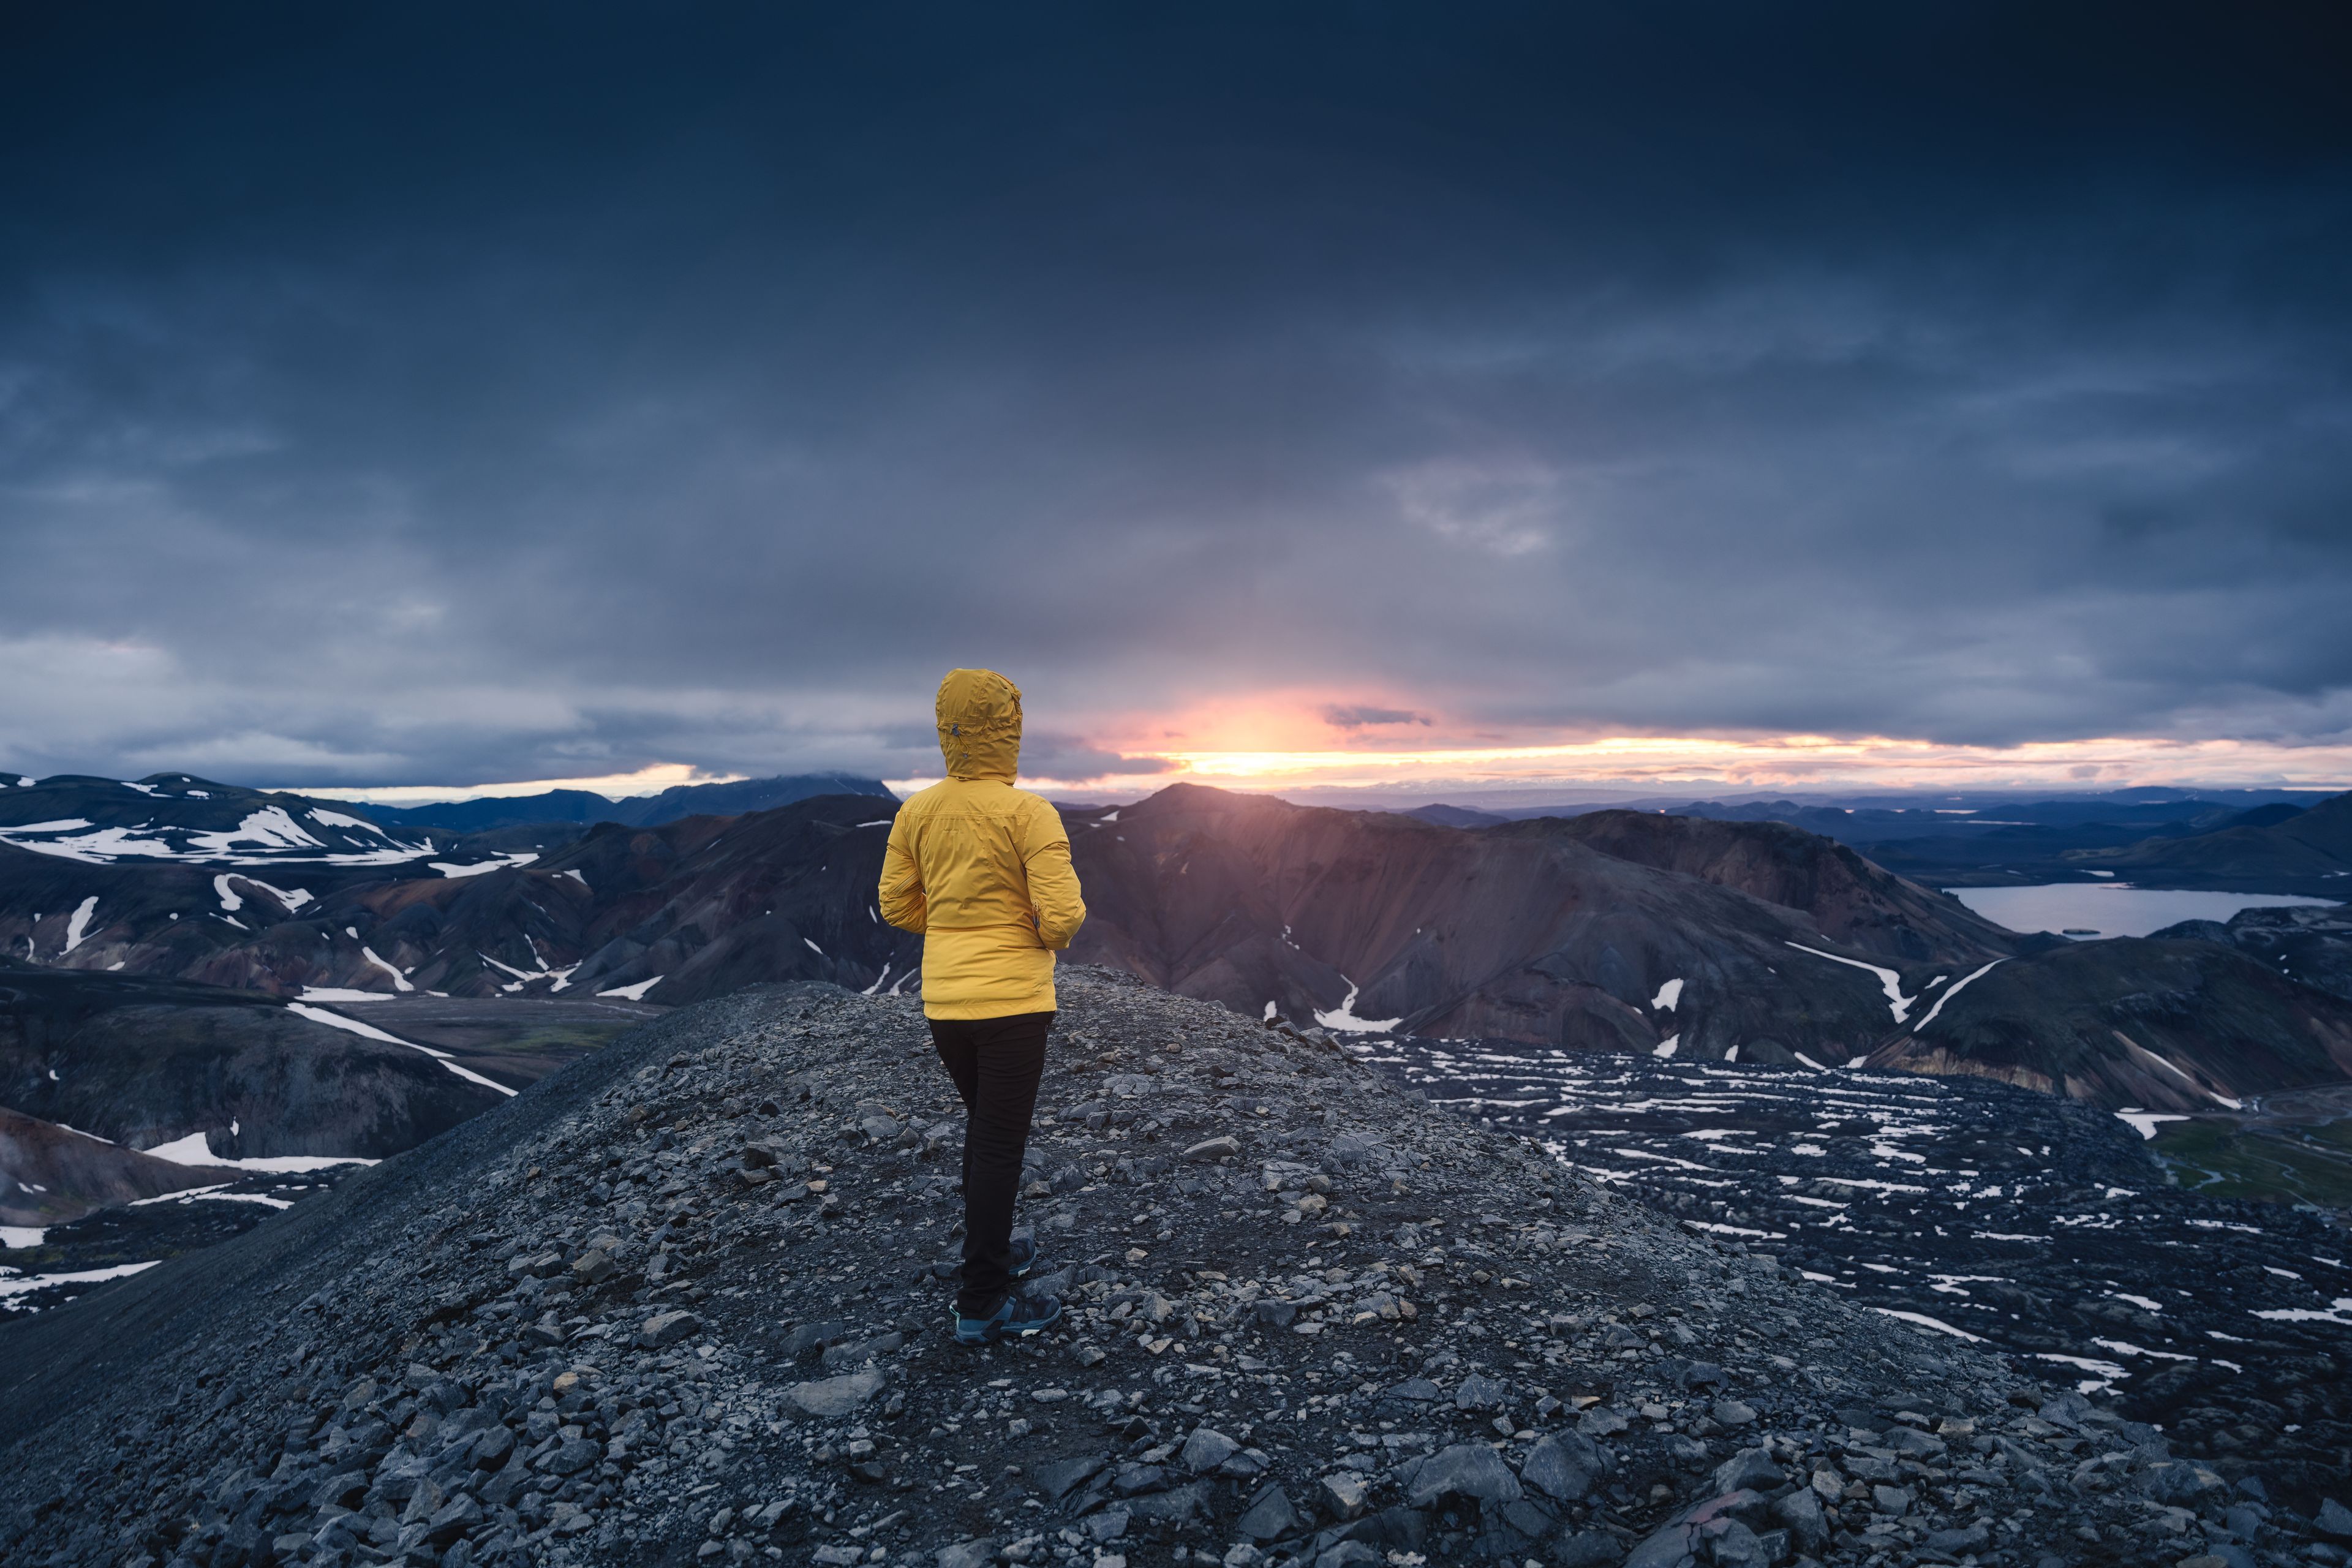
(950, 1301, 1061, 1345)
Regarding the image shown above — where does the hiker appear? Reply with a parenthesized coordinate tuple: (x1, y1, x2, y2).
(879, 668, 1087, 1344)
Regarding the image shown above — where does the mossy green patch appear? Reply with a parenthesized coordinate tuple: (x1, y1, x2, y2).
(2152, 1117, 2352, 1211)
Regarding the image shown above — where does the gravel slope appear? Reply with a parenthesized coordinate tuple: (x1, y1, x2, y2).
(2, 968, 2338, 1568)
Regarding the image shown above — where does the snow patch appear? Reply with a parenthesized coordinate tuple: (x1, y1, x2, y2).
(284, 1004, 516, 1096)
(1650, 978, 1683, 1011)
(2114, 1109, 2190, 1140)
(0, 1227, 46, 1248)
(1785, 943, 1915, 1022)
(360, 947, 414, 992)
(1910, 959, 2002, 1031)
(1651, 1035, 1679, 1059)
(1871, 1308, 1986, 1342)
(61, 895, 98, 954)
(141, 1131, 375, 1173)
(1314, 979, 1402, 1035)
(430, 852, 539, 878)
(598, 976, 663, 1001)
(0, 1261, 162, 1302)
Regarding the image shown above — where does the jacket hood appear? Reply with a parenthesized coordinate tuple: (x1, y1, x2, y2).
(936, 668, 1022, 781)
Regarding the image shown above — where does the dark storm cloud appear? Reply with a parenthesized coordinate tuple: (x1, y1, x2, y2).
(1, 2, 2348, 786)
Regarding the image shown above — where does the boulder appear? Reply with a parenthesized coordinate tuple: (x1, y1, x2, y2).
(1406, 1443, 1523, 1507)
(783, 1371, 886, 1419)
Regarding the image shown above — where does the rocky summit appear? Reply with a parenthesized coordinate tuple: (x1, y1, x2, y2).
(0, 970, 2334, 1568)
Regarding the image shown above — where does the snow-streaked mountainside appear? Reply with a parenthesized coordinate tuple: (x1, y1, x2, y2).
(363, 772, 896, 835)
(6, 782, 2351, 1115)
(0, 774, 438, 868)
(0, 957, 514, 1223)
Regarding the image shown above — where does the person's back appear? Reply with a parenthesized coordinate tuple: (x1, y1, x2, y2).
(879, 668, 1085, 1343)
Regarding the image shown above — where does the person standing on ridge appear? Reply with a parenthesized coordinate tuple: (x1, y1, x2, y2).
(880, 668, 1087, 1344)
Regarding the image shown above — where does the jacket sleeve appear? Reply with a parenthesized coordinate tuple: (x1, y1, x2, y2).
(878, 815, 927, 933)
(1020, 801, 1086, 951)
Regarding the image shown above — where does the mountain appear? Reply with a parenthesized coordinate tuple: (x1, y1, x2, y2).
(1400, 802, 1509, 828)
(2, 791, 918, 1005)
(1863, 936, 2352, 1112)
(0, 970, 2242, 1565)
(2068, 788, 2352, 891)
(2151, 903, 2352, 1003)
(1062, 785, 2011, 1063)
(1536, 809, 2024, 961)
(0, 1104, 230, 1227)
(0, 959, 511, 1166)
(0, 773, 441, 871)
(13, 780, 2351, 1112)
(364, 772, 896, 834)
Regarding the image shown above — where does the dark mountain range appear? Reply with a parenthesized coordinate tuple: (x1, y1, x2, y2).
(2068, 788, 2352, 892)
(1062, 785, 2016, 1065)
(0, 1104, 229, 1228)
(2152, 903, 2352, 1003)
(363, 772, 895, 834)
(9, 793, 915, 1006)
(9, 782, 2351, 1115)
(0, 773, 442, 870)
(1863, 936, 2352, 1112)
(0, 959, 510, 1174)
(1594, 791, 2351, 891)
(1400, 802, 1509, 829)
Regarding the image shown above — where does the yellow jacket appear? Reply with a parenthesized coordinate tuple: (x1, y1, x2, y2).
(879, 669, 1087, 1019)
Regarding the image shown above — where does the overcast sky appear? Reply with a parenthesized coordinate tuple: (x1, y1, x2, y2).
(4, 3, 2349, 798)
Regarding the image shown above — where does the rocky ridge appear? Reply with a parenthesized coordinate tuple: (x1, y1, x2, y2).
(6, 970, 2341, 1568)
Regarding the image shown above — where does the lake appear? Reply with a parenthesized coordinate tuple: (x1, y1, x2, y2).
(1947, 883, 2340, 939)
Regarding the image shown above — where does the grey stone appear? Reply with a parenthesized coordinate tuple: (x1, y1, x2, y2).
(1771, 1487, 1828, 1553)
(1183, 1136, 1242, 1161)
(637, 1310, 702, 1348)
(1927, 1523, 1992, 1553)
(1554, 1531, 1623, 1568)
(1181, 1427, 1241, 1472)
(1084, 1509, 1129, 1543)
(1385, 1376, 1442, 1403)
(424, 1494, 483, 1547)
(1704, 1519, 1770, 1568)
(1124, 1480, 1214, 1525)
(1520, 1431, 1604, 1501)
(783, 1370, 886, 1419)
(1253, 1300, 1298, 1328)
(1316, 1544, 1381, 1568)
(1406, 1442, 1523, 1507)
(1622, 1491, 1764, 1568)
(779, 1319, 847, 1359)
(466, 1426, 515, 1471)
(1321, 1471, 1371, 1519)
(1577, 1406, 1629, 1438)
(1453, 1373, 1507, 1411)
(935, 1539, 996, 1568)
(1869, 1483, 1911, 1515)
(1237, 1483, 1307, 1541)
(820, 1331, 903, 1370)
(1710, 1447, 1781, 1496)
(2318, 1499, 2352, 1542)
(1031, 1453, 1109, 1500)
(1709, 1399, 1757, 1427)
(1677, 1361, 1727, 1391)
(1878, 1424, 1945, 1458)
(544, 1438, 601, 1476)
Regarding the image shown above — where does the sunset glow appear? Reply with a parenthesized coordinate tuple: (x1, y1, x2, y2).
(892, 730, 2352, 801)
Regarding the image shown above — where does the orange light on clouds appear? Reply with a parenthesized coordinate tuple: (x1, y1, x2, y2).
(893, 731, 2352, 799)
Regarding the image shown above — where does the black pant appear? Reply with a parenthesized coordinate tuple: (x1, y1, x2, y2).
(929, 1009, 1054, 1314)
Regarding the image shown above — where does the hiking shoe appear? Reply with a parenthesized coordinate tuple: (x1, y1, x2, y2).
(952, 1294, 1062, 1346)
(1006, 1235, 1041, 1280)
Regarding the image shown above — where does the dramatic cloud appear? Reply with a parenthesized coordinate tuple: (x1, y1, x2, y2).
(2, 3, 2348, 794)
